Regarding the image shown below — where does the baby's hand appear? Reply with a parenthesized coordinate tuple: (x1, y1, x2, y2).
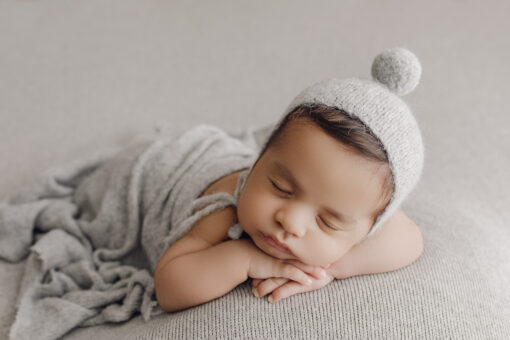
(251, 262, 334, 303)
(239, 239, 317, 287)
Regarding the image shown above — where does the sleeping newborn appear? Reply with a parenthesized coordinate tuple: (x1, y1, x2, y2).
(154, 103, 423, 312)
(155, 47, 426, 311)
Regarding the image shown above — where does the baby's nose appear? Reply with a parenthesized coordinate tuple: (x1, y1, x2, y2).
(276, 205, 312, 237)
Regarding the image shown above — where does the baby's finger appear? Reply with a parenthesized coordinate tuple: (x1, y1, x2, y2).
(287, 260, 328, 280)
(268, 280, 313, 303)
(253, 277, 289, 298)
(279, 263, 313, 286)
(251, 278, 262, 288)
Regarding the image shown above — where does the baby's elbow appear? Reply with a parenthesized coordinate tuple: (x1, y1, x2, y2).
(154, 272, 170, 312)
(154, 268, 179, 313)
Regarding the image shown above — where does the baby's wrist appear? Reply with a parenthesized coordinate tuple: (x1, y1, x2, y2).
(327, 257, 353, 280)
(229, 238, 256, 278)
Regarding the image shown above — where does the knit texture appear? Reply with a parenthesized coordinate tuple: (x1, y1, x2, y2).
(267, 47, 424, 239)
(0, 124, 259, 340)
(1, 123, 509, 340)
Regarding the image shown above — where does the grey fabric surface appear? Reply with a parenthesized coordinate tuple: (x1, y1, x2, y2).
(0, 124, 259, 339)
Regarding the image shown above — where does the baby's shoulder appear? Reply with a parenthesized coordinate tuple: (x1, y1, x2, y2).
(188, 170, 245, 245)
(188, 205, 237, 246)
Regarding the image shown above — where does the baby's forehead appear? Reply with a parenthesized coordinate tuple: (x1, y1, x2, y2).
(270, 119, 359, 158)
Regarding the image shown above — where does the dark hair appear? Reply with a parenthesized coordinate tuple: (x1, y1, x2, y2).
(258, 103, 394, 220)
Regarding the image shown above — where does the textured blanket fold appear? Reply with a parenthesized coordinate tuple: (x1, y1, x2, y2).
(0, 123, 263, 340)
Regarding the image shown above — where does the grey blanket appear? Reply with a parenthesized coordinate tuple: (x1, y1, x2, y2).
(0, 124, 263, 340)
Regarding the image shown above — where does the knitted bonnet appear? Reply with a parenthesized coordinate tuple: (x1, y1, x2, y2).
(255, 47, 424, 240)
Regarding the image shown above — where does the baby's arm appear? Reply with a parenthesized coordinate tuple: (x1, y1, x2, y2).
(251, 209, 423, 302)
(154, 237, 250, 312)
(155, 237, 318, 312)
(328, 209, 423, 279)
(154, 206, 319, 312)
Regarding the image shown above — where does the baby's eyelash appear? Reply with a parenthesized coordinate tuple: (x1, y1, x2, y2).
(318, 216, 337, 231)
(269, 178, 339, 231)
(269, 179, 292, 195)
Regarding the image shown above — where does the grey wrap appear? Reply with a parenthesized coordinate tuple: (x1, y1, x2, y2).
(0, 124, 260, 340)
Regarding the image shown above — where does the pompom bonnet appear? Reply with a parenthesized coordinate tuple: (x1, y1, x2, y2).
(259, 47, 425, 240)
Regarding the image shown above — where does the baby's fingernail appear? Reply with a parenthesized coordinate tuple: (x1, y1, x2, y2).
(268, 295, 274, 303)
(252, 287, 259, 298)
(306, 278, 312, 285)
(319, 270, 327, 277)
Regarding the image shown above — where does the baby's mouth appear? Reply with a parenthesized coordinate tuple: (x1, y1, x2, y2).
(260, 232, 293, 255)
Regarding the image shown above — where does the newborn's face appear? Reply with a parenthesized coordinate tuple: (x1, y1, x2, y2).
(236, 119, 389, 266)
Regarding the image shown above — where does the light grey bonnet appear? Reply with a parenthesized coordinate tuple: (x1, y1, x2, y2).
(254, 47, 425, 239)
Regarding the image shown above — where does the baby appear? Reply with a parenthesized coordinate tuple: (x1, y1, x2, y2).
(154, 47, 425, 312)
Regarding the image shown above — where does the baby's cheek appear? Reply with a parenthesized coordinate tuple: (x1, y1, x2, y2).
(312, 239, 348, 265)
(239, 192, 271, 225)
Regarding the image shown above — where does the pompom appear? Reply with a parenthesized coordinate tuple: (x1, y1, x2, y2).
(371, 47, 422, 96)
